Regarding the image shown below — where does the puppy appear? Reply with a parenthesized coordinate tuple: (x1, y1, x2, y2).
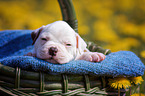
(26, 21, 105, 64)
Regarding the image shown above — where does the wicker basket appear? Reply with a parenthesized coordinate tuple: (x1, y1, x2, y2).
(0, 63, 117, 96)
(0, 0, 136, 96)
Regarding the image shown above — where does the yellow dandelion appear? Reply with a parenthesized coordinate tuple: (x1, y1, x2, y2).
(108, 77, 131, 89)
(129, 76, 144, 85)
(131, 93, 145, 96)
(140, 50, 145, 58)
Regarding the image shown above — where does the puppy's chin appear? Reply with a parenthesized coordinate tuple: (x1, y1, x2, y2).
(36, 52, 73, 64)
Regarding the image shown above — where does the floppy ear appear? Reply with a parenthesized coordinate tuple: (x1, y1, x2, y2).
(75, 33, 88, 54)
(31, 25, 45, 45)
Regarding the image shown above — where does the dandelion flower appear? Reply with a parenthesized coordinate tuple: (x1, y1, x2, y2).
(131, 93, 145, 96)
(129, 76, 144, 85)
(140, 50, 145, 58)
(108, 77, 131, 89)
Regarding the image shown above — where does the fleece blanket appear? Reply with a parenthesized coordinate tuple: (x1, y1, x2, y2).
(0, 30, 145, 77)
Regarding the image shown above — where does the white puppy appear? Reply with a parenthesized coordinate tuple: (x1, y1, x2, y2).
(26, 21, 105, 64)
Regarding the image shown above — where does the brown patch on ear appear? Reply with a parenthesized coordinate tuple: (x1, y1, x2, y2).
(31, 32, 36, 42)
(31, 27, 44, 45)
(76, 35, 79, 48)
(75, 32, 87, 54)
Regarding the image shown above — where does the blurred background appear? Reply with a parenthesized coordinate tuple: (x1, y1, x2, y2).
(0, 0, 145, 94)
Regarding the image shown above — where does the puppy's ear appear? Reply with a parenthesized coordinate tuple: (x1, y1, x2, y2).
(31, 26, 45, 45)
(75, 33, 87, 54)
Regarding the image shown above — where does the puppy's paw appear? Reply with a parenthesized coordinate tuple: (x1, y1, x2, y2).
(24, 52, 36, 57)
(78, 52, 105, 62)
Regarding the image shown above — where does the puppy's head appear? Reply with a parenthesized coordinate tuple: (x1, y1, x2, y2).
(31, 21, 87, 64)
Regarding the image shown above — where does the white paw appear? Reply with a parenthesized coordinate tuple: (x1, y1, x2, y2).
(78, 52, 106, 62)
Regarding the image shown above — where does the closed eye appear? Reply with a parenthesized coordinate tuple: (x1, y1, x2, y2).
(66, 43, 72, 46)
(41, 38, 47, 41)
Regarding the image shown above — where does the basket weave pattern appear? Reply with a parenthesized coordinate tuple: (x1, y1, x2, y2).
(1, 63, 125, 96)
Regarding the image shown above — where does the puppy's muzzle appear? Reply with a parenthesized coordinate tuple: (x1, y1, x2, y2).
(49, 47, 58, 56)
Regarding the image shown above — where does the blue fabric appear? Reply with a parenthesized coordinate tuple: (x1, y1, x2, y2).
(0, 30, 145, 77)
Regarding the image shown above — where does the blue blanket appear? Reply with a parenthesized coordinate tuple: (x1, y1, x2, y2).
(0, 30, 145, 77)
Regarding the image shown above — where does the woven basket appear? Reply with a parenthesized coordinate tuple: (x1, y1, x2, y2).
(0, 0, 134, 96)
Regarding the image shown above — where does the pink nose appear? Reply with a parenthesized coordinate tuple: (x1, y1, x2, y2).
(49, 47, 58, 56)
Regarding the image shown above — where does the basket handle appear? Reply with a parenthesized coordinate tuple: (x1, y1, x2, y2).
(58, 0, 78, 33)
